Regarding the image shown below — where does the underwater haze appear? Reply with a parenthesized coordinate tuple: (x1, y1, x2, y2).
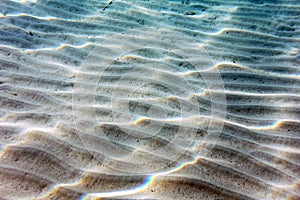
(0, 0, 299, 199)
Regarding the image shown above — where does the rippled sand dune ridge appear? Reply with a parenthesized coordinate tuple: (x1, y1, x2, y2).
(0, 0, 299, 199)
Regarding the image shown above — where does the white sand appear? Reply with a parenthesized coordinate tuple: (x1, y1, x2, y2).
(0, 0, 299, 199)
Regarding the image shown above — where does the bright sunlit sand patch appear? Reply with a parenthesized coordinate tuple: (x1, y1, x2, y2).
(81, 158, 200, 199)
(80, 176, 152, 200)
(10, 0, 38, 3)
(24, 42, 93, 53)
(1, 13, 57, 20)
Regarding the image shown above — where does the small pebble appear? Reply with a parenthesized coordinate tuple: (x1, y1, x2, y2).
(185, 11, 196, 15)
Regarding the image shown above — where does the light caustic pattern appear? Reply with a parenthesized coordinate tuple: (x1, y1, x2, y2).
(0, 0, 299, 200)
(73, 27, 226, 174)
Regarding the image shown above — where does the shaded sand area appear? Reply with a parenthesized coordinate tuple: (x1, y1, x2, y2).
(0, 0, 300, 199)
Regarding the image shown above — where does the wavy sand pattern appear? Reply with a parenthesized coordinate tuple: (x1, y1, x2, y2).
(0, 0, 299, 199)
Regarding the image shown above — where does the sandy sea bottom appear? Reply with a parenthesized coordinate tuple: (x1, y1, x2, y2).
(0, 0, 299, 199)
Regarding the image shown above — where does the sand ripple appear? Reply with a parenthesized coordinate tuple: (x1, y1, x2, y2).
(0, 0, 299, 199)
